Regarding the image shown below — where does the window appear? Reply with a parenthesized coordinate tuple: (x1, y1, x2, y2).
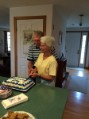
(80, 35, 87, 64)
(7, 32, 11, 51)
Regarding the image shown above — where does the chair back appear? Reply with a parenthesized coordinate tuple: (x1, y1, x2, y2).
(55, 58, 67, 88)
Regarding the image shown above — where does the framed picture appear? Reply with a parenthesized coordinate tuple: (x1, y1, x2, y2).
(23, 30, 33, 54)
(21, 17, 47, 54)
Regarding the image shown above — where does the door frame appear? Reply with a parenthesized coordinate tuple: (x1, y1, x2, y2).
(66, 31, 88, 68)
(14, 15, 46, 76)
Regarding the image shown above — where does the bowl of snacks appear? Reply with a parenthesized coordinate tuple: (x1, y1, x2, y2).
(0, 111, 35, 119)
(0, 85, 12, 99)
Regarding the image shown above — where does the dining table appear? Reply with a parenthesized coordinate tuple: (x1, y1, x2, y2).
(0, 76, 69, 119)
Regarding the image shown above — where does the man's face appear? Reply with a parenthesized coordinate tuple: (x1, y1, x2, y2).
(33, 34, 41, 47)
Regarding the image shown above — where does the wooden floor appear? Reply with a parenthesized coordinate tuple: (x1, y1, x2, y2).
(62, 67, 89, 119)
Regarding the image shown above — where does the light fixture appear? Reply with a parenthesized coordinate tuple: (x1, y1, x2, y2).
(79, 14, 84, 26)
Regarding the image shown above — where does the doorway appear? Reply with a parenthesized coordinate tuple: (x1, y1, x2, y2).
(14, 16, 46, 76)
(65, 31, 88, 68)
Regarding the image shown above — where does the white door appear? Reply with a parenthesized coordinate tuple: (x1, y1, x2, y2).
(17, 20, 43, 77)
(65, 32, 81, 67)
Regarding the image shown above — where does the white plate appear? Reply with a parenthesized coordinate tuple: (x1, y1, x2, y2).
(0, 111, 35, 119)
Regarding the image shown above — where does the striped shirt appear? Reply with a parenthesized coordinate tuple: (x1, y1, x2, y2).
(27, 43, 58, 63)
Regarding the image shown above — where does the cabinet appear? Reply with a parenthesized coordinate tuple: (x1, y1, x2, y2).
(0, 55, 10, 77)
(55, 59, 67, 88)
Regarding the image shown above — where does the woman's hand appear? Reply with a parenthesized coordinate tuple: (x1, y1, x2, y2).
(31, 72, 39, 78)
(29, 67, 38, 78)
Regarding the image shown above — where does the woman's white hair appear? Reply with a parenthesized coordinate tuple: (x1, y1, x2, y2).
(40, 36, 55, 48)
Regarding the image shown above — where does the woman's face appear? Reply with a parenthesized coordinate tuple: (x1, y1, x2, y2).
(40, 42, 50, 53)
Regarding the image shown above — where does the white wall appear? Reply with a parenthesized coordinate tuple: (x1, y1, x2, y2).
(10, 4, 53, 76)
(52, 5, 67, 58)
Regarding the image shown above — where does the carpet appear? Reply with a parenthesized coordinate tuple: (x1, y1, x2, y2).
(68, 75, 88, 93)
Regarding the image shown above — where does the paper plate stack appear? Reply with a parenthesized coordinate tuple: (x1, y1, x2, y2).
(0, 85, 12, 99)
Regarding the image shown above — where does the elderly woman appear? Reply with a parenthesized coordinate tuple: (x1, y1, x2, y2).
(29, 36, 58, 86)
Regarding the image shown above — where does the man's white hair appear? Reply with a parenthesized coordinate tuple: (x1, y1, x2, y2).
(41, 36, 55, 48)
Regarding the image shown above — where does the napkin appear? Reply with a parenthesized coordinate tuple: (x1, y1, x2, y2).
(1, 93, 28, 109)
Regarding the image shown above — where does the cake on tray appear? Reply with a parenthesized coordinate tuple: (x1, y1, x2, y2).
(2, 77, 35, 92)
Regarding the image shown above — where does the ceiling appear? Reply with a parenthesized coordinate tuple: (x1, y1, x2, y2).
(0, 0, 89, 29)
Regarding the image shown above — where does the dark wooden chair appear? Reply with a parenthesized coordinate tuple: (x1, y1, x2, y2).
(55, 58, 68, 88)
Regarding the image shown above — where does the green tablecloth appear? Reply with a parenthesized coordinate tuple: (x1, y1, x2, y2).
(0, 76, 69, 119)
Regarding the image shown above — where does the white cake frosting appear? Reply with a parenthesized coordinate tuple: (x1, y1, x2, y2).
(2, 77, 35, 91)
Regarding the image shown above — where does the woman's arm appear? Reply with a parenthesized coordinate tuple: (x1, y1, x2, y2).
(31, 72, 55, 81)
(39, 74, 55, 81)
